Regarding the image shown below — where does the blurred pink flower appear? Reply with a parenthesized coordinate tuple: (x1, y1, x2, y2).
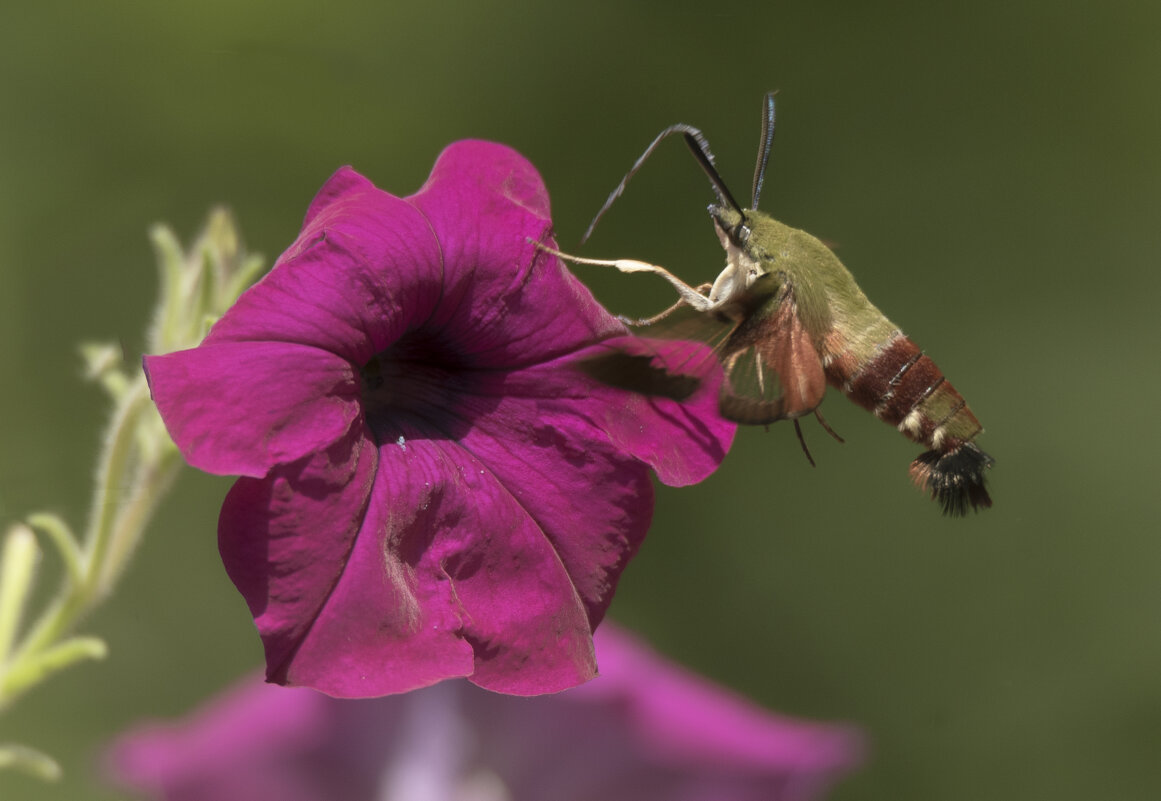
(107, 626, 863, 801)
(144, 142, 734, 697)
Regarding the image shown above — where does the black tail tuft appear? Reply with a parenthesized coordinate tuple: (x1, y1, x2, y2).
(909, 442, 994, 516)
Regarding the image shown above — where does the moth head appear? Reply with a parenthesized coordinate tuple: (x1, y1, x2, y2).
(709, 204, 752, 249)
(708, 205, 766, 296)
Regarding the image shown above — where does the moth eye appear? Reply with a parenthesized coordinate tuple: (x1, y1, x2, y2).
(734, 224, 752, 244)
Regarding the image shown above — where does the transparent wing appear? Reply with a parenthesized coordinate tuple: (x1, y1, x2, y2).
(715, 283, 827, 424)
(718, 341, 790, 423)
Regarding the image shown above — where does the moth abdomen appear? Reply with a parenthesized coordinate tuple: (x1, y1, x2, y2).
(834, 332, 981, 449)
(828, 330, 992, 514)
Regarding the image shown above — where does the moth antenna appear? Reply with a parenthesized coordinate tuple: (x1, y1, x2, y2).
(751, 91, 777, 209)
(813, 407, 844, 443)
(681, 130, 743, 214)
(793, 418, 817, 468)
(582, 123, 742, 244)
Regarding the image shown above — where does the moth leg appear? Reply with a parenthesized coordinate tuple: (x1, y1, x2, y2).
(813, 408, 845, 443)
(793, 418, 817, 467)
(530, 240, 714, 312)
(620, 287, 709, 327)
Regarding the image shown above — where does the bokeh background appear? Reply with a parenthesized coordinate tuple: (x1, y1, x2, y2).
(2, 2, 1159, 799)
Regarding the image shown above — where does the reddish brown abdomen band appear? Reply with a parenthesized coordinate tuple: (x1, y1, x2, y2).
(829, 332, 982, 452)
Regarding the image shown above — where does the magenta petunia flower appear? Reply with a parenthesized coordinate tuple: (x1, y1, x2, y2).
(144, 141, 734, 697)
(106, 625, 864, 801)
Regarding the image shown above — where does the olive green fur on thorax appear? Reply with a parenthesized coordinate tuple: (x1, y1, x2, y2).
(712, 206, 898, 365)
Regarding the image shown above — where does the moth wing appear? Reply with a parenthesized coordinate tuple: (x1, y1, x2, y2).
(716, 282, 827, 425)
(576, 277, 827, 426)
(636, 297, 737, 352)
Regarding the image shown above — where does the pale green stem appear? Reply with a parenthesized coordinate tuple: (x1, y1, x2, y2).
(24, 514, 83, 590)
(80, 381, 154, 598)
(149, 224, 188, 353)
(0, 637, 107, 704)
(0, 381, 154, 708)
(96, 434, 182, 591)
(0, 526, 40, 665)
(0, 208, 258, 773)
(0, 743, 62, 782)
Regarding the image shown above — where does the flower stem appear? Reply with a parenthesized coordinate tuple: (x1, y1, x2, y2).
(0, 208, 260, 775)
(0, 526, 40, 666)
(83, 381, 156, 596)
(0, 638, 107, 704)
(0, 380, 168, 707)
(24, 515, 83, 590)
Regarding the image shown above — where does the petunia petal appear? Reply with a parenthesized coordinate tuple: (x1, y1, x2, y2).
(107, 626, 863, 801)
(562, 336, 735, 488)
(206, 167, 444, 362)
(464, 627, 865, 801)
(217, 424, 379, 677)
(144, 342, 361, 478)
(222, 423, 600, 697)
(408, 140, 626, 367)
(582, 627, 866, 775)
(106, 677, 334, 801)
(453, 398, 654, 631)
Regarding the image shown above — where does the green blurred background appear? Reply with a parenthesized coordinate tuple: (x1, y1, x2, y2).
(2, 1, 1159, 799)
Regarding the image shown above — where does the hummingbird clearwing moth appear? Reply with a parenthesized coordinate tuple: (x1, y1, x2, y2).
(554, 92, 993, 515)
